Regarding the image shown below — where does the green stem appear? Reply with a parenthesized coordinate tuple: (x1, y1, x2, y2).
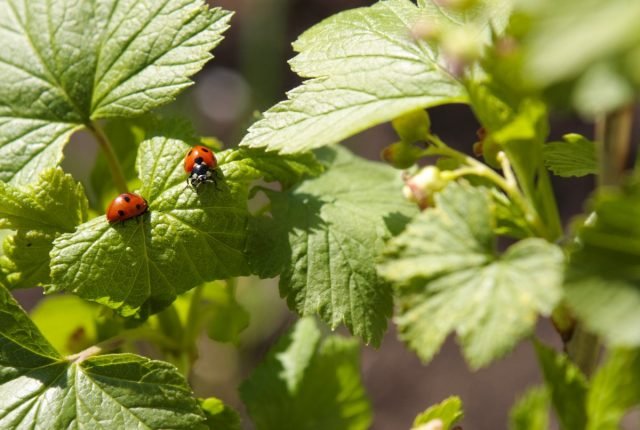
(64, 327, 181, 363)
(87, 121, 129, 194)
(566, 105, 633, 376)
(427, 136, 547, 237)
(184, 284, 205, 348)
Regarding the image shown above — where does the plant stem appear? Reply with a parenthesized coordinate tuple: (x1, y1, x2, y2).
(427, 136, 547, 237)
(65, 327, 183, 363)
(567, 104, 634, 376)
(87, 121, 129, 194)
(184, 284, 205, 348)
(595, 105, 634, 187)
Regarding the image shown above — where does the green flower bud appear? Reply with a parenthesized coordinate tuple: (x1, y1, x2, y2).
(381, 141, 424, 169)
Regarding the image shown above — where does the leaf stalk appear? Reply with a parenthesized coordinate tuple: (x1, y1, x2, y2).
(87, 121, 129, 194)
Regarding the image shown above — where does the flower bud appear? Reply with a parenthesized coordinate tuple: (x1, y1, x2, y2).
(442, 25, 483, 76)
(381, 141, 423, 169)
(403, 166, 447, 209)
(411, 17, 442, 42)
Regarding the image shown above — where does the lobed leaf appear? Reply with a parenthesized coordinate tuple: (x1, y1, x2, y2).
(217, 147, 324, 188)
(379, 182, 564, 368)
(564, 183, 640, 346)
(544, 134, 597, 178)
(587, 348, 640, 430)
(0, 285, 209, 429)
(0, 168, 88, 288)
(49, 125, 250, 317)
(266, 147, 418, 346)
(412, 396, 464, 429)
(239, 0, 466, 154)
(240, 317, 372, 430)
(0, 0, 230, 185)
(508, 386, 550, 430)
(534, 342, 587, 430)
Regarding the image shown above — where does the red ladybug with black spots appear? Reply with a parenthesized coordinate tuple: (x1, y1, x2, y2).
(106, 193, 148, 223)
(184, 145, 219, 189)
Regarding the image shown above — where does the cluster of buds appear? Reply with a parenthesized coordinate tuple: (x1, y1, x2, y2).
(402, 166, 449, 210)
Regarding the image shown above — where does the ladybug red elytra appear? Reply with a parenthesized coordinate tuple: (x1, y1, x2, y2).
(183, 145, 219, 189)
(106, 193, 148, 223)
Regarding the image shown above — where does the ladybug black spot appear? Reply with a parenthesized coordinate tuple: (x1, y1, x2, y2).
(136, 204, 141, 209)
(195, 156, 204, 164)
(118, 210, 125, 217)
(202, 148, 209, 152)
(123, 195, 131, 202)
(188, 150, 193, 156)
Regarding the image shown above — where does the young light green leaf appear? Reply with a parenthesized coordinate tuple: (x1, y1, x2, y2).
(49, 126, 250, 317)
(0, 285, 208, 429)
(379, 182, 564, 368)
(412, 396, 464, 430)
(0, 168, 88, 232)
(199, 397, 242, 430)
(217, 147, 324, 188)
(534, 342, 588, 430)
(509, 387, 550, 430)
(0, 168, 88, 289)
(0, 230, 54, 289)
(240, 0, 467, 154)
(240, 317, 372, 430)
(587, 348, 640, 430)
(0, 0, 230, 185)
(544, 134, 597, 178)
(267, 147, 418, 345)
(564, 184, 640, 346)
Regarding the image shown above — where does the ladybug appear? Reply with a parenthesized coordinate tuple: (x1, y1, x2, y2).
(183, 145, 219, 189)
(106, 193, 148, 224)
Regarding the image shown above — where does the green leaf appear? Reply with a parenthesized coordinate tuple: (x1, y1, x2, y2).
(379, 182, 564, 368)
(412, 396, 463, 430)
(0, 285, 208, 429)
(544, 134, 597, 178)
(0, 283, 60, 368)
(240, 317, 372, 430)
(268, 147, 418, 345)
(0, 230, 54, 288)
(587, 348, 640, 430)
(534, 342, 587, 430)
(0, 0, 230, 185)
(30, 295, 98, 356)
(199, 397, 242, 430)
(49, 123, 250, 317)
(564, 184, 640, 346)
(217, 147, 324, 189)
(0, 168, 88, 232)
(509, 387, 550, 430)
(239, 0, 466, 154)
(0, 168, 88, 288)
